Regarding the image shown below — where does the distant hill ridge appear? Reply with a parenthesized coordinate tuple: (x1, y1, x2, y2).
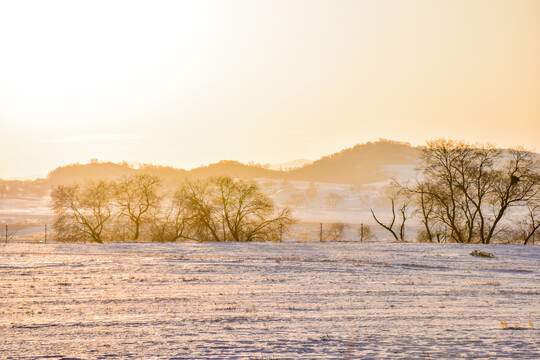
(0, 140, 425, 197)
(289, 140, 419, 183)
(5, 139, 538, 197)
(44, 140, 419, 186)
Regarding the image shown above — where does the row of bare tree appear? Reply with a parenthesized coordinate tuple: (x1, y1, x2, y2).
(372, 140, 540, 244)
(51, 175, 294, 243)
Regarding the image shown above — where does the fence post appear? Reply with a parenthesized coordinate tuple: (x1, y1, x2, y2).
(320, 223, 323, 242)
(44, 224, 47, 243)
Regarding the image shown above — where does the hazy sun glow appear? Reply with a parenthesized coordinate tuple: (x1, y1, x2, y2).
(1, 0, 539, 178)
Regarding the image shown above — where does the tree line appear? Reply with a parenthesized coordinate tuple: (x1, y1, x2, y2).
(372, 139, 540, 244)
(51, 175, 294, 243)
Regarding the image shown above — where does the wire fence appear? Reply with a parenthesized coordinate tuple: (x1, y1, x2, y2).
(2, 222, 536, 245)
(1, 222, 401, 243)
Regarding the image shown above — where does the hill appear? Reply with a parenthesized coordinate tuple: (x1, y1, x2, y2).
(47, 162, 138, 187)
(287, 140, 420, 184)
(44, 140, 419, 185)
(44, 160, 283, 188)
(0, 140, 422, 197)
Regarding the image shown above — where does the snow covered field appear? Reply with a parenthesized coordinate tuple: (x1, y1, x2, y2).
(1, 241, 538, 359)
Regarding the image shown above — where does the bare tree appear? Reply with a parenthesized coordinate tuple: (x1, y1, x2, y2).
(519, 203, 540, 245)
(412, 140, 540, 243)
(179, 176, 294, 242)
(324, 222, 347, 241)
(2, 225, 17, 243)
(357, 224, 375, 242)
(115, 174, 162, 240)
(371, 196, 408, 241)
(51, 181, 115, 243)
(481, 149, 540, 243)
(179, 178, 223, 241)
(414, 140, 495, 243)
(403, 179, 448, 243)
(148, 190, 193, 242)
(214, 176, 293, 242)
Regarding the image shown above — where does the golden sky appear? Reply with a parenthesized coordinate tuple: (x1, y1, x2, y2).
(1, 0, 539, 179)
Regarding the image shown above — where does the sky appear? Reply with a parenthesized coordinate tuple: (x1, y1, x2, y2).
(1, 0, 539, 179)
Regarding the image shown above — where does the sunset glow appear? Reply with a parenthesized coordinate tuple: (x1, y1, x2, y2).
(1, 0, 539, 178)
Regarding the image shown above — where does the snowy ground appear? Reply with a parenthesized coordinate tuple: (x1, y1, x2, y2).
(1, 241, 538, 359)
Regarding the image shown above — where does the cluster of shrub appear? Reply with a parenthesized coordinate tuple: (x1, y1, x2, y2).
(51, 175, 294, 243)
